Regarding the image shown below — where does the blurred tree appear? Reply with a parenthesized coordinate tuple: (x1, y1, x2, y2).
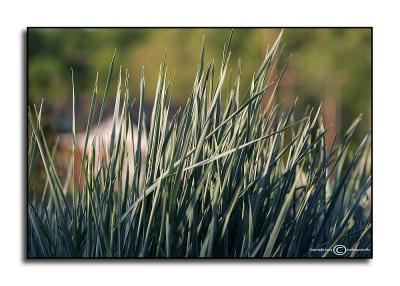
(282, 28, 371, 142)
(28, 28, 371, 143)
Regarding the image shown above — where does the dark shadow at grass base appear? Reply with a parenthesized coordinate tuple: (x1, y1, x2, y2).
(24, 258, 371, 264)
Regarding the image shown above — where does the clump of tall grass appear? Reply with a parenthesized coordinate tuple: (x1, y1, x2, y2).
(28, 31, 371, 258)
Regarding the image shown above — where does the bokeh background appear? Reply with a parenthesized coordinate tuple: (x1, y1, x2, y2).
(28, 28, 371, 149)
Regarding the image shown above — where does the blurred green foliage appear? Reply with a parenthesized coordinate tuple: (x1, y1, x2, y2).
(28, 28, 371, 138)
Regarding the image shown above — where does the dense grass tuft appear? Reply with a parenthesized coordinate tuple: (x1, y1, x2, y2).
(28, 31, 371, 258)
